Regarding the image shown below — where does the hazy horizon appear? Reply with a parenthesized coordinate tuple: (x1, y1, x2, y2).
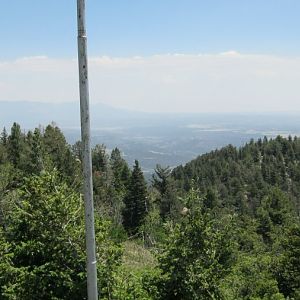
(1, 1, 300, 113)
(2, 101, 300, 176)
(1, 52, 300, 113)
(2, 1, 300, 171)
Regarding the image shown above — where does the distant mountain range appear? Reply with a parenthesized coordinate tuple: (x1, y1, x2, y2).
(2, 100, 300, 130)
(2, 101, 300, 176)
(0, 101, 149, 129)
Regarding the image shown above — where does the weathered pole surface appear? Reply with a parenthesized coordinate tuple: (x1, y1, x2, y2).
(77, 0, 98, 299)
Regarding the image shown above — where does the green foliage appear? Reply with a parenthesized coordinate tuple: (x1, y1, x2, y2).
(26, 128, 44, 174)
(7, 122, 23, 168)
(0, 128, 8, 164)
(110, 148, 131, 192)
(123, 160, 148, 234)
(277, 224, 300, 299)
(257, 187, 292, 244)
(0, 227, 12, 297)
(140, 206, 166, 246)
(43, 124, 79, 180)
(0, 163, 18, 227)
(91, 145, 131, 228)
(152, 165, 179, 220)
(156, 188, 237, 299)
(112, 267, 160, 300)
(169, 136, 300, 298)
(111, 241, 159, 300)
(172, 136, 300, 216)
(221, 253, 284, 299)
(0, 172, 121, 299)
(1, 123, 300, 299)
(92, 144, 109, 174)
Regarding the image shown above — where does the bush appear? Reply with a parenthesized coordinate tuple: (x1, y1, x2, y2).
(155, 188, 237, 300)
(0, 172, 121, 299)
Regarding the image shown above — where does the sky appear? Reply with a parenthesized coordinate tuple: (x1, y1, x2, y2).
(1, 0, 300, 113)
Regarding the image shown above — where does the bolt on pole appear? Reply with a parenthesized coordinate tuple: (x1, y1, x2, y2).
(77, 0, 98, 299)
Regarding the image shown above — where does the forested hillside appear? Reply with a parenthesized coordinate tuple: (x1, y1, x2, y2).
(0, 123, 299, 299)
(172, 136, 300, 216)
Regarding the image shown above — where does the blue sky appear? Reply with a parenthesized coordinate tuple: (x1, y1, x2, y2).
(1, 0, 300, 59)
(1, 1, 300, 113)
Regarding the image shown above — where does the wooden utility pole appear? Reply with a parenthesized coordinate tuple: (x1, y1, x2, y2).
(77, 1, 98, 299)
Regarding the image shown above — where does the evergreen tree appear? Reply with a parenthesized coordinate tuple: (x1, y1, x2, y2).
(31, 128, 44, 174)
(109, 148, 131, 226)
(256, 187, 293, 243)
(92, 144, 111, 211)
(110, 148, 130, 192)
(0, 127, 9, 169)
(0, 172, 122, 299)
(72, 140, 83, 161)
(123, 160, 148, 234)
(152, 165, 178, 220)
(7, 122, 23, 168)
(92, 144, 108, 174)
(156, 188, 237, 300)
(43, 124, 77, 180)
(0, 127, 8, 146)
(277, 224, 300, 298)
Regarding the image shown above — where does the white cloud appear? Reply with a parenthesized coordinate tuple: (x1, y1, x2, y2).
(1, 52, 300, 113)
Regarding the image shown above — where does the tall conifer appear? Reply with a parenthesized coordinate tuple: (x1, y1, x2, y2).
(123, 160, 148, 233)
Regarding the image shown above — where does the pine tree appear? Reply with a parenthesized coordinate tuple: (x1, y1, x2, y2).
(32, 128, 44, 173)
(92, 144, 109, 174)
(152, 165, 177, 219)
(7, 122, 23, 168)
(0, 128, 8, 164)
(277, 224, 300, 298)
(43, 124, 77, 179)
(110, 148, 130, 192)
(0, 127, 8, 146)
(123, 160, 148, 234)
(25, 128, 44, 174)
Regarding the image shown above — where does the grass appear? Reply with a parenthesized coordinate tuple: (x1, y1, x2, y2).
(121, 240, 157, 273)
